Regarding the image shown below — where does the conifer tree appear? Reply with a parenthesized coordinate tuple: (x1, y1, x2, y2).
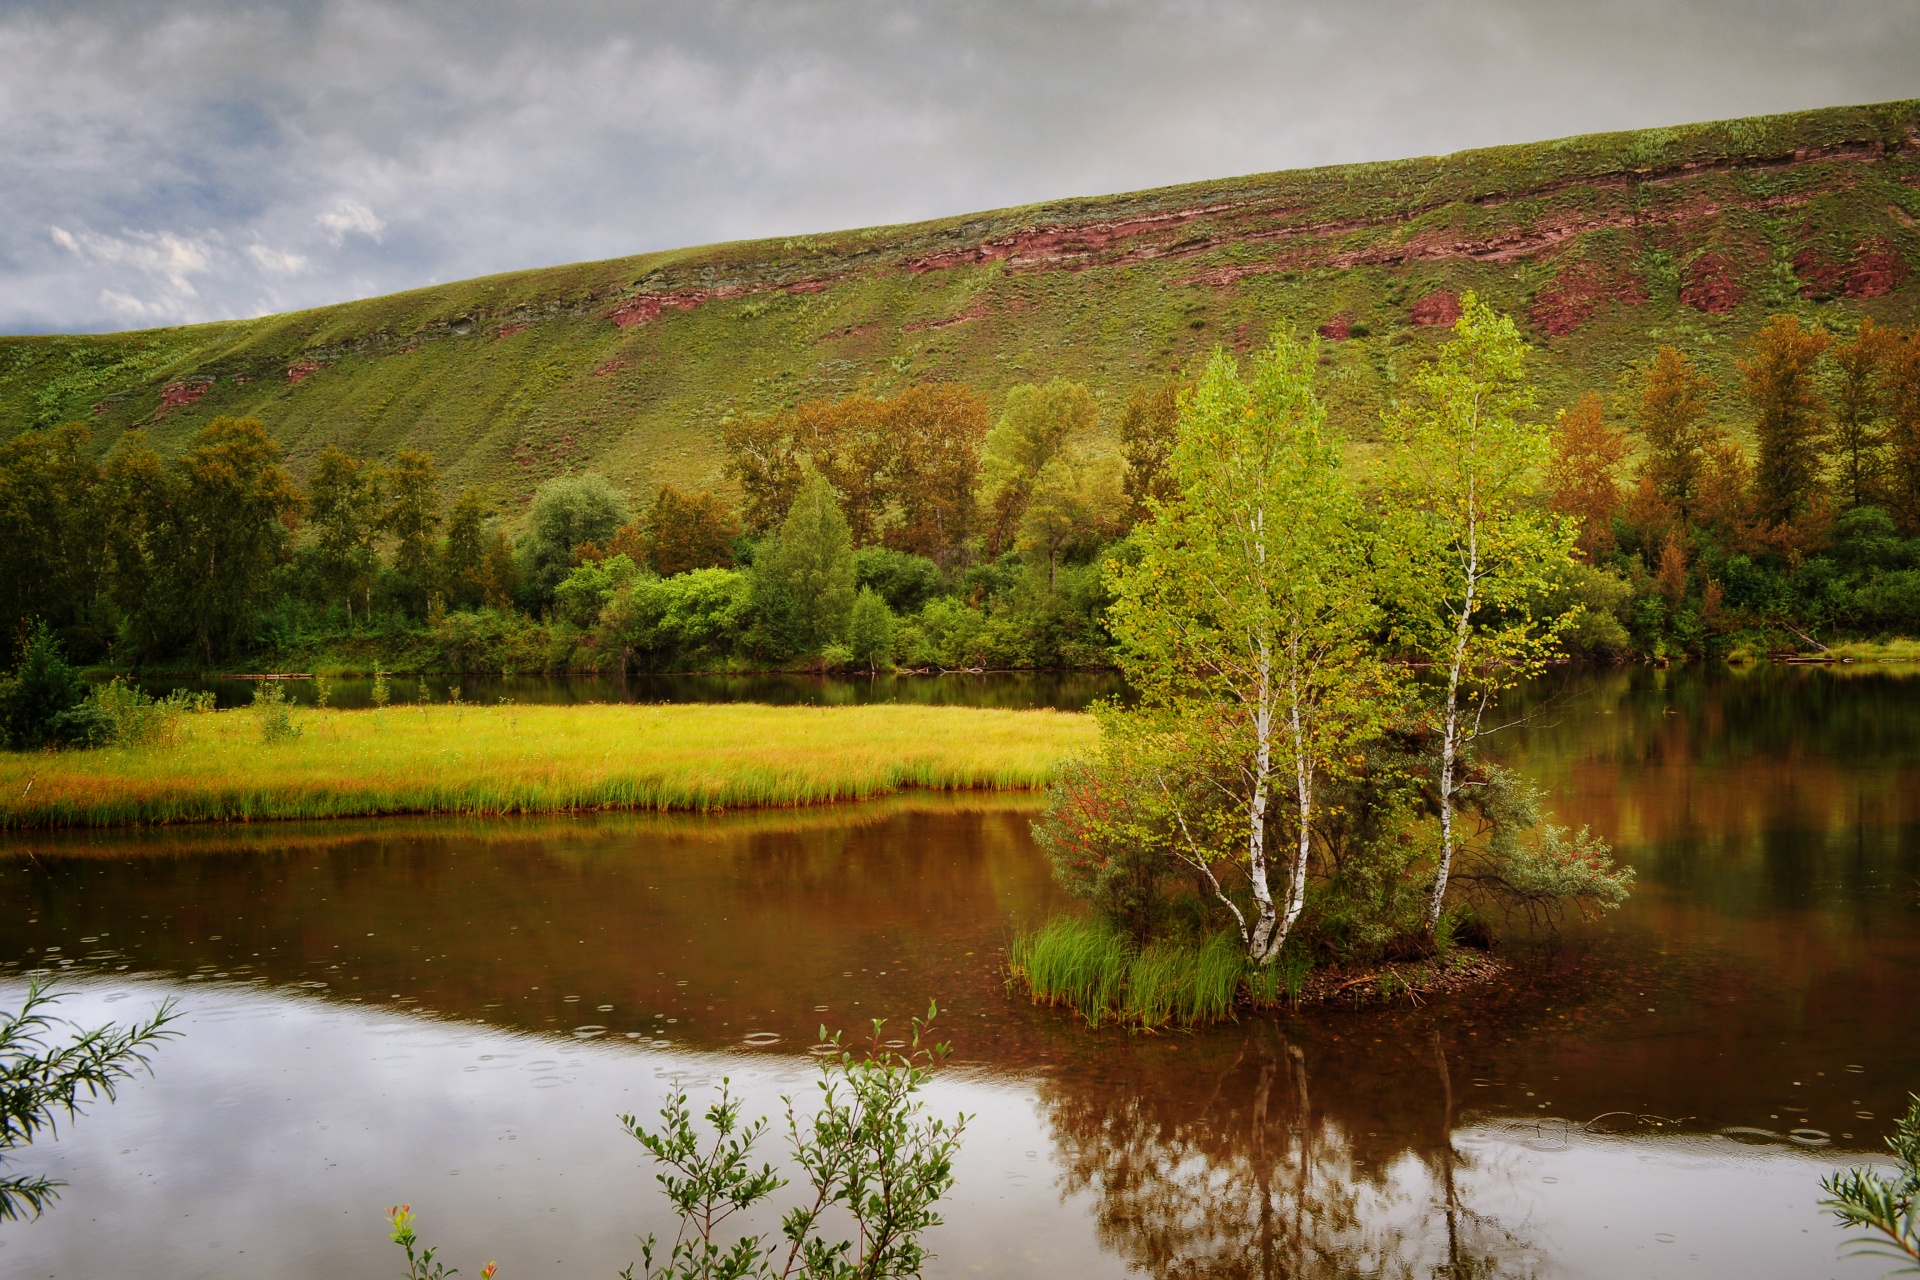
(1743, 315, 1833, 526)
(1637, 346, 1718, 522)
(1827, 318, 1897, 511)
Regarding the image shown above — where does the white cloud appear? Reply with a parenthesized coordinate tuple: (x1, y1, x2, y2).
(5, 0, 1919, 333)
(246, 243, 309, 274)
(315, 198, 384, 246)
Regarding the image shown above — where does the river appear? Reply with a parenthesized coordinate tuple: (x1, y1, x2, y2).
(3, 665, 1917, 1279)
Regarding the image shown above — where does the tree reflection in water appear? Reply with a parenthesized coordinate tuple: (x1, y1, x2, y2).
(1039, 1023, 1539, 1280)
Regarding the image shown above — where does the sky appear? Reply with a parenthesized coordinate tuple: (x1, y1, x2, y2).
(4, 0, 1918, 335)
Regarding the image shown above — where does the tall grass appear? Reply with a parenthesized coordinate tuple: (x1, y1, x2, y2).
(0, 702, 1096, 829)
(1009, 917, 1252, 1028)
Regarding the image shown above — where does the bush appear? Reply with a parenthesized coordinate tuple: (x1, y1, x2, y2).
(854, 547, 944, 614)
(0, 623, 101, 750)
(601, 568, 753, 670)
(87, 679, 215, 749)
(252, 683, 301, 744)
(553, 553, 642, 628)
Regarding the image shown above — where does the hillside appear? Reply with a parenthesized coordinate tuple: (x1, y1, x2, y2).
(5, 99, 1919, 515)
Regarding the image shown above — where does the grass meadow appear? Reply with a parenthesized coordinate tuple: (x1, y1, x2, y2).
(0, 701, 1095, 829)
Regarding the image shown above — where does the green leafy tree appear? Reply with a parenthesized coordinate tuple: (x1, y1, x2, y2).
(384, 450, 443, 616)
(1382, 293, 1578, 935)
(883, 383, 989, 564)
(517, 472, 630, 606)
(1108, 333, 1390, 965)
(103, 418, 302, 663)
(0, 423, 103, 658)
(980, 378, 1099, 553)
(757, 475, 857, 654)
(1015, 449, 1124, 591)
(305, 446, 383, 623)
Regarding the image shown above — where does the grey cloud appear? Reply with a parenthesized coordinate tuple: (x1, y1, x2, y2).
(3, 0, 1917, 333)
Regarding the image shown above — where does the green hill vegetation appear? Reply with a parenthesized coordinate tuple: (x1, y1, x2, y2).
(6, 98, 1919, 512)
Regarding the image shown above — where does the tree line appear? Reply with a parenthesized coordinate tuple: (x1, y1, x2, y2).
(5, 305, 1920, 677)
(1546, 313, 1920, 657)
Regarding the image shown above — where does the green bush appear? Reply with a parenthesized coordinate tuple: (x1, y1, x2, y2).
(87, 679, 215, 749)
(252, 683, 301, 744)
(0, 624, 102, 750)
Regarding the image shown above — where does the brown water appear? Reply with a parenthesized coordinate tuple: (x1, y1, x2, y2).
(3, 666, 1918, 1279)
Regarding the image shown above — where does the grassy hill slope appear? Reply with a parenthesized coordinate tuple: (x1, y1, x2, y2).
(5, 99, 1919, 518)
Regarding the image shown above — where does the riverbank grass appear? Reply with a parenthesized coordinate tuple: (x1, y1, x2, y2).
(1009, 918, 1250, 1028)
(0, 702, 1095, 829)
(1010, 915, 1504, 1027)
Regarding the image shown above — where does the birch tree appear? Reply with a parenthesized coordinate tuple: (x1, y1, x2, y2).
(1383, 294, 1576, 936)
(1108, 333, 1389, 967)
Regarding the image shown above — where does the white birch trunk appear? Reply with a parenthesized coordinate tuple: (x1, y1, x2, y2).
(1426, 479, 1479, 934)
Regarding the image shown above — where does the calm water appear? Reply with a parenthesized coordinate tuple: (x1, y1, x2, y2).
(4, 666, 1919, 1279)
(125, 670, 1131, 711)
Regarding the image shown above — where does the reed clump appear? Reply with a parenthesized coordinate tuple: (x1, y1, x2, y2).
(0, 701, 1096, 830)
(1009, 917, 1253, 1028)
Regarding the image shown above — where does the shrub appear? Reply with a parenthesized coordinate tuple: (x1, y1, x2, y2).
(87, 679, 214, 749)
(0, 623, 101, 751)
(252, 683, 301, 744)
(553, 553, 643, 628)
(1822, 1093, 1920, 1272)
(853, 548, 944, 614)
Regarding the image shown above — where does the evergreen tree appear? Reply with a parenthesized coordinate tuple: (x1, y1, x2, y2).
(758, 474, 857, 653)
(1828, 318, 1898, 511)
(1744, 314, 1833, 526)
(1637, 345, 1718, 522)
(383, 450, 442, 616)
(0, 423, 103, 658)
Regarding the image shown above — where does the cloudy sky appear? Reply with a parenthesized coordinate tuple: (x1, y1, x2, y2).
(4, 0, 1917, 335)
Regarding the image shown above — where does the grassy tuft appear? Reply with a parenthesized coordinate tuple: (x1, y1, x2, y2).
(1009, 916, 1252, 1028)
(0, 701, 1095, 830)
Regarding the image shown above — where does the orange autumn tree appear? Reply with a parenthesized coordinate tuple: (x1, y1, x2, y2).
(1544, 391, 1628, 558)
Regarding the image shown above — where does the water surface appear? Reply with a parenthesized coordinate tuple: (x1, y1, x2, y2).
(4, 666, 1918, 1279)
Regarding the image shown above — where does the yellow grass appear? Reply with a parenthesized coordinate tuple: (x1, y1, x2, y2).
(0, 702, 1096, 830)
